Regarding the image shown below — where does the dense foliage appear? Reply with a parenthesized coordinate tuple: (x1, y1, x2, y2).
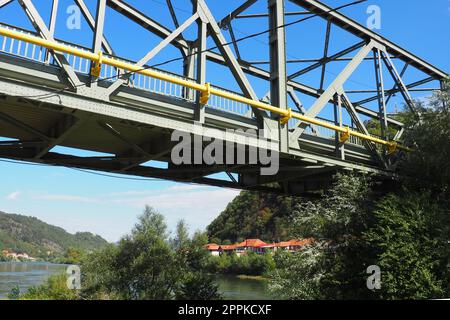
(268, 80, 450, 300)
(205, 252, 275, 276)
(207, 191, 298, 243)
(0, 211, 108, 259)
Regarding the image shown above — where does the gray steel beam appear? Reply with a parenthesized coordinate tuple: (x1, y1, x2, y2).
(166, 0, 180, 29)
(288, 41, 365, 80)
(105, 13, 199, 96)
(0, 0, 13, 8)
(90, 0, 106, 87)
(106, 0, 189, 55)
(373, 48, 388, 139)
(0, 111, 51, 142)
(319, 20, 331, 91)
(385, 63, 408, 105)
(183, 47, 196, 100)
(268, 0, 288, 152)
(333, 94, 344, 159)
(287, 87, 320, 135)
(381, 51, 417, 114)
(98, 121, 151, 157)
(35, 115, 84, 159)
(236, 11, 310, 18)
(196, 0, 267, 122)
(74, 0, 114, 55)
(227, 22, 242, 61)
(249, 55, 396, 64)
(44, 0, 58, 64)
(205, 50, 402, 128)
(355, 76, 434, 106)
(289, 0, 448, 80)
(217, 0, 258, 28)
(340, 91, 385, 168)
(18, 0, 83, 89)
(194, 2, 207, 123)
(289, 41, 377, 145)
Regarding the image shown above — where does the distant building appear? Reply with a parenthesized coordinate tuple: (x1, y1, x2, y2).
(203, 243, 220, 256)
(274, 238, 314, 252)
(235, 239, 268, 255)
(1, 249, 36, 261)
(205, 238, 314, 256)
(217, 244, 236, 255)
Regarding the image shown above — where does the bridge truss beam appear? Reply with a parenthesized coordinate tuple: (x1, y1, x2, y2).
(0, 0, 447, 195)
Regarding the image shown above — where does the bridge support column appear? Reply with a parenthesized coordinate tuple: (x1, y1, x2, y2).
(373, 48, 388, 140)
(268, 0, 288, 153)
(183, 47, 196, 100)
(90, 0, 106, 88)
(333, 94, 345, 160)
(44, 0, 58, 64)
(193, 0, 207, 123)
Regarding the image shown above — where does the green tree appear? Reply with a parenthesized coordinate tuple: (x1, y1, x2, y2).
(269, 249, 324, 300)
(172, 219, 190, 251)
(176, 273, 222, 300)
(80, 206, 220, 300)
(365, 192, 448, 299)
(82, 206, 180, 299)
(399, 80, 450, 197)
(268, 80, 450, 300)
(269, 173, 378, 299)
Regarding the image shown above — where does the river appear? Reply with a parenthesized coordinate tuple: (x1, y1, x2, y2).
(0, 262, 272, 300)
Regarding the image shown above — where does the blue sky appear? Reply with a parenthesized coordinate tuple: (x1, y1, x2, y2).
(0, 0, 448, 242)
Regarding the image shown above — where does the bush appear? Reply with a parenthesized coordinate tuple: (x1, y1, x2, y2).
(18, 274, 79, 300)
(176, 273, 222, 300)
(205, 252, 275, 276)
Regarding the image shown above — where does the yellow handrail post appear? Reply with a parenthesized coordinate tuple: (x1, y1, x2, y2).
(387, 141, 398, 155)
(280, 108, 292, 125)
(339, 126, 351, 143)
(90, 51, 103, 78)
(200, 83, 211, 105)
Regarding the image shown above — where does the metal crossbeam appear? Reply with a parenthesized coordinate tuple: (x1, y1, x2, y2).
(18, 0, 83, 88)
(289, 41, 378, 146)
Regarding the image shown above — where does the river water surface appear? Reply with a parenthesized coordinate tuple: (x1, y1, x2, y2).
(0, 262, 272, 300)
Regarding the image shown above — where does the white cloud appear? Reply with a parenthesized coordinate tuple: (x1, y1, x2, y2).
(168, 184, 206, 191)
(26, 185, 241, 237)
(32, 194, 100, 203)
(6, 191, 21, 201)
(112, 188, 238, 210)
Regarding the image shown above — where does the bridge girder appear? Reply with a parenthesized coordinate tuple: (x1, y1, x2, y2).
(0, 0, 447, 195)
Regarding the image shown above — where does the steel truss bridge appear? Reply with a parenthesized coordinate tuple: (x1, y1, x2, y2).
(0, 0, 447, 195)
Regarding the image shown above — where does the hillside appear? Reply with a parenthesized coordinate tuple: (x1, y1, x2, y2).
(0, 211, 108, 258)
(206, 190, 302, 243)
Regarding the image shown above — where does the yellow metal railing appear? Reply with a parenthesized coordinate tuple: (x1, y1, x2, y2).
(0, 26, 411, 153)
